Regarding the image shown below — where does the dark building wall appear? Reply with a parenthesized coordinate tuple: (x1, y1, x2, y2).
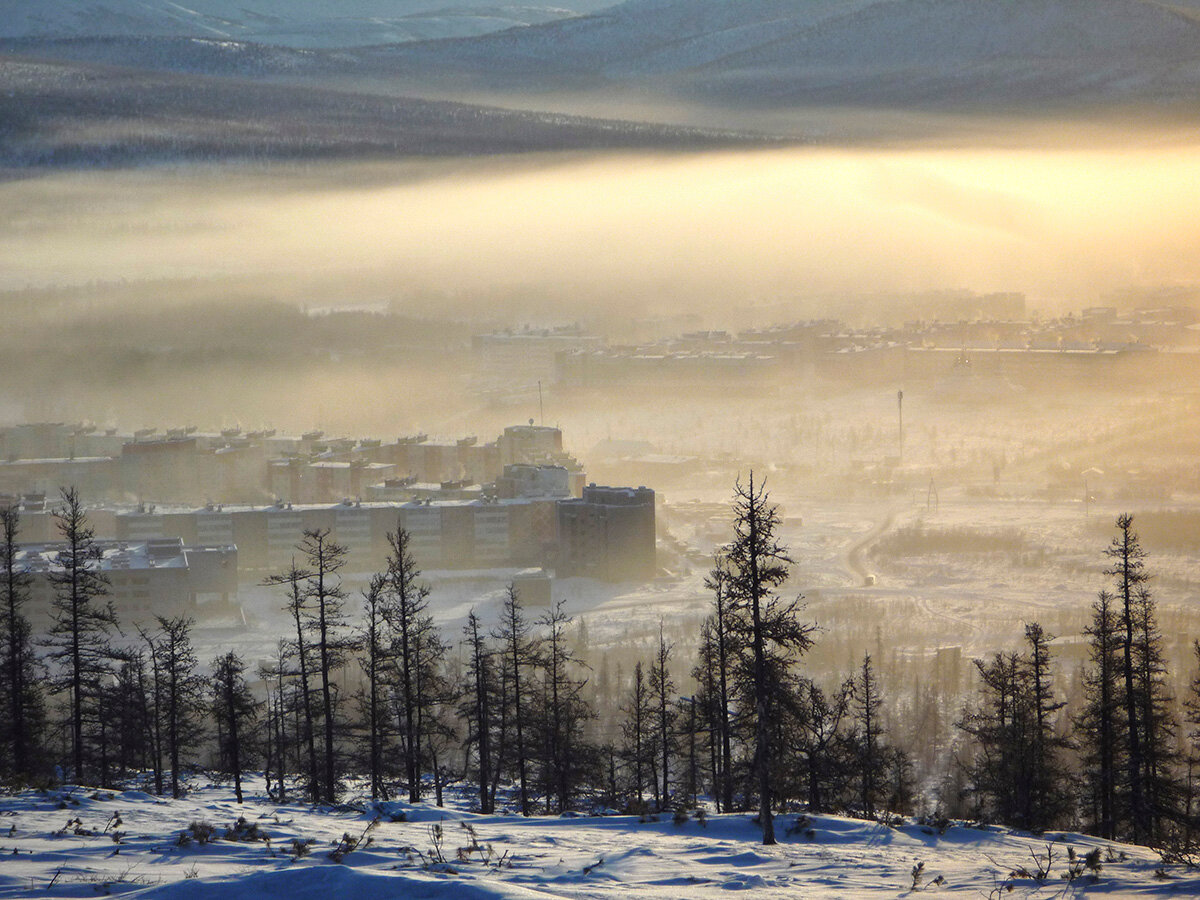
(209, 444, 269, 503)
(230, 511, 268, 570)
(507, 499, 558, 567)
(0, 424, 74, 461)
(115, 511, 197, 544)
(440, 505, 476, 569)
(121, 438, 201, 503)
(557, 485, 655, 582)
(0, 458, 120, 500)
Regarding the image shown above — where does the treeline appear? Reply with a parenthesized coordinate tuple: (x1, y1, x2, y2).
(952, 513, 1200, 855)
(0, 479, 907, 845)
(4, 484, 1200, 856)
(0, 53, 764, 172)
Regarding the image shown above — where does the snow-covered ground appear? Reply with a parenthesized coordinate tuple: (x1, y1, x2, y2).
(2, 779, 1196, 898)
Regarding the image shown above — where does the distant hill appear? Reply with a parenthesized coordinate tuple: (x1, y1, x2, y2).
(0, 36, 331, 78)
(0, 0, 614, 48)
(363, 0, 882, 81)
(0, 55, 774, 170)
(684, 0, 1200, 108)
(361, 0, 1200, 108)
(7, 0, 1200, 116)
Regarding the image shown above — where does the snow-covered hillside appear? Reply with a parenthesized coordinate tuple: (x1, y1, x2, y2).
(1, 779, 1195, 899)
(687, 0, 1200, 106)
(366, 0, 884, 80)
(365, 0, 1200, 108)
(7, 0, 1200, 113)
(0, 0, 615, 49)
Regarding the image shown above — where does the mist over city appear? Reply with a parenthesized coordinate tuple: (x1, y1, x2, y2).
(2, 2, 1200, 898)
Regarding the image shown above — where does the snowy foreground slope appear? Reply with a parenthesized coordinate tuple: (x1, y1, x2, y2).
(2, 781, 1198, 899)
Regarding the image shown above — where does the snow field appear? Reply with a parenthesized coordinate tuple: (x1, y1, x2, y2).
(1, 780, 1196, 898)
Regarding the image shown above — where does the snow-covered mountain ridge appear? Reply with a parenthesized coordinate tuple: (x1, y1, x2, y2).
(368, 0, 1200, 107)
(7, 0, 1200, 112)
(0, 0, 614, 48)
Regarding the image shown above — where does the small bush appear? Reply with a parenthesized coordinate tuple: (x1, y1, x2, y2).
(179, 821, 217, 846)
(427, 823, 446, 863)
(57, 817, 85, 835)
(330, 818, 378, 863)
(909, 861, 945, 891)
(915, 813, 951, 835)
(784, 815, 812, 837)
(224, 817, 266, 842)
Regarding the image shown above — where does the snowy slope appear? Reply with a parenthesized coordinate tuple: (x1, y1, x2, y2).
(686, 0, 1200, 106)
(1, 780, 1196, 899)
(9, 0, 1200, 111)
(365, 0, 1200, 108)
(0, 1, 616, 49)
(368, 0, 882, 78)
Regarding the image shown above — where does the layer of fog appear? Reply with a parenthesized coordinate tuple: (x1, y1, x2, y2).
(6, 127, 1198, 778)
(4, 139, 1200, 322)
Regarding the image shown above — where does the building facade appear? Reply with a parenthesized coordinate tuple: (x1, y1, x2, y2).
(557, 484, 656, 582)
(19, 537, 237, 627)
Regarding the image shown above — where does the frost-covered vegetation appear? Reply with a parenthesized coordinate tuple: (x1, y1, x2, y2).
(3, 778, 1197, 899)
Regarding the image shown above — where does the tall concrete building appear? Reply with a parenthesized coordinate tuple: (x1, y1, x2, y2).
(557, 484, 656, 582)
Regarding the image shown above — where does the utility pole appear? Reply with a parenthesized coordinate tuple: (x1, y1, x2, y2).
(1082, 468, 1103, 518)
(897, 389, 904, 466)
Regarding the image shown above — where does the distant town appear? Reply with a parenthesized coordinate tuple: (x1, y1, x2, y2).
(476, 298, 1200, 394)
(1, 421, 656, 625)
(4, 299, 1199, 625)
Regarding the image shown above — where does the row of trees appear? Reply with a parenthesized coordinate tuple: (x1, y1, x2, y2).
(5, 485, 1200, 855)
(0, 480, 909, 846)
(957, 513, 1200, 850)
(0, 489, 258, 798)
